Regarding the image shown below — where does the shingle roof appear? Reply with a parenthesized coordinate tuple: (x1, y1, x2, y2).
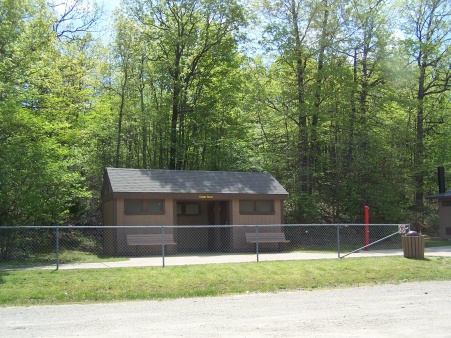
(105, 168, 288, 196)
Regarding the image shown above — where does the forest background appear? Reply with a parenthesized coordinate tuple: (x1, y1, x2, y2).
(1, 0, 450, 233)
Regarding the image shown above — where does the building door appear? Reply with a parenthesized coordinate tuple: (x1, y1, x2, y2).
(219, 201, 231, 252)
(219, 201, 229, 225)
(207, 201, 230, 252)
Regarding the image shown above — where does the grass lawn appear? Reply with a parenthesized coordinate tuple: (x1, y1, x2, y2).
(425, 238, 451, 247)
(1, 256, 450, 306)
(1, 236, 448, 267)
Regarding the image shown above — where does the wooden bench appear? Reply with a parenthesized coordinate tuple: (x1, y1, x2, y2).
(127, 234, 176, 251)
(245, 232, 290, 252)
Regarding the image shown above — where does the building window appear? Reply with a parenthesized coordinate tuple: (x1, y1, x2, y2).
(239, 200, 274, 214)
(442, 201, 451, 207)
(147, 200, 165, 213)
(239, 200, 254, 213)
(177, 202, 200, 215)
(125, 200, 143, 213)
(125, 199, 164, 214)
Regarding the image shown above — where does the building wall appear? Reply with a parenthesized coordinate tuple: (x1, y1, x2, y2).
(104, 196, 286, 254)
(439, 199, 451, 240)
(103, 199, 115, 225)
(115, 198, 176, 255)
(230, 199, 284, 251)
(103, 199, 116, 254)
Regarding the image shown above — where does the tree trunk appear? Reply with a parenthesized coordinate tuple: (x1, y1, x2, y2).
(139, 57, 148, 169)
(115, 67, 128, 168)
(414, 67, 425, 211)
(291, 0, 310, 195)
(311, 1, 330, 195)
(169, 49, 182, 170)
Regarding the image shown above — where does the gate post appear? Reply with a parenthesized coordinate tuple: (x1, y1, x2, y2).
(364, 206, 370, 251)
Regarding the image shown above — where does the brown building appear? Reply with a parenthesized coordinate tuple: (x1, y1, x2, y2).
(426, 190, 451, 240)
(425, 167, 451, 240)
(102, 168, 289, 254)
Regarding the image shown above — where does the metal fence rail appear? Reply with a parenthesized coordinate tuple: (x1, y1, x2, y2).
(0, 224, 408, 270)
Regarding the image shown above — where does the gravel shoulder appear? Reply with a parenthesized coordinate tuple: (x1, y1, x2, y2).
(1, 280, 451, 337)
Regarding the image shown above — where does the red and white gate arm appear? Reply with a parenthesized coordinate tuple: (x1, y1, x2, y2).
(398, 224, 409, 234)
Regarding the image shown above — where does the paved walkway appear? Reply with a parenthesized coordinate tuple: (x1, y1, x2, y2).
(2, 246, 451, 271)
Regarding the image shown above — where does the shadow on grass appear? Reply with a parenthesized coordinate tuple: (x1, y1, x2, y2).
(403, 257, 432, 261)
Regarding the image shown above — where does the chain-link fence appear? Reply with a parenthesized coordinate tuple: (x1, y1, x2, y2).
(0, 224, 408, 269)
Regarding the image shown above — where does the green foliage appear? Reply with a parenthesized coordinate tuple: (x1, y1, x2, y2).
(111, 0, 249, 170)
(0, 0, 450, 228)
(0, 0, 88, 228)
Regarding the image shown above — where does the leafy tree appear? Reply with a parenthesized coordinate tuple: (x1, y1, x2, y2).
(0, 0, 93, 257)
(123, 0, 248, 169)
(398, 0, 451, 220)
(50, 0, 104, 41)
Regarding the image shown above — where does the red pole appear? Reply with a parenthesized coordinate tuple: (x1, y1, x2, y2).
(364, 206, 370, 251)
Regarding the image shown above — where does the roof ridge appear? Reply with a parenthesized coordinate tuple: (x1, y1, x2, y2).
(106, 167, 268, 174)
(105, 168, 288, 196)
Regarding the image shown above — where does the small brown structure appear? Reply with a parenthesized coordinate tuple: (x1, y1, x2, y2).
(426, 190, 451, 240)
(426, 166, 451, 240)
(102, 168, 289, 254)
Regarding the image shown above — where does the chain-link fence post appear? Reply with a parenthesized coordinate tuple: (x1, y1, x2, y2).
(337, 224, 340, 259)
(162, 225, 165, 267)
(256, 225, 259, 262)
(56, 225, 59, 270)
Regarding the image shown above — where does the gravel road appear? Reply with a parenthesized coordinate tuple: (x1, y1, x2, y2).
(1, 281, 450, 337)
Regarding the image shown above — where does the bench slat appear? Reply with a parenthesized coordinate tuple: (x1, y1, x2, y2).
(245, 232, 290, 243)
(127, 234, 176, 246)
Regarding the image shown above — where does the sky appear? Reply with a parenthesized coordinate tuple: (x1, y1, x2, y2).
(93, 0, 121, 41)
(100, 0, 121, 16)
